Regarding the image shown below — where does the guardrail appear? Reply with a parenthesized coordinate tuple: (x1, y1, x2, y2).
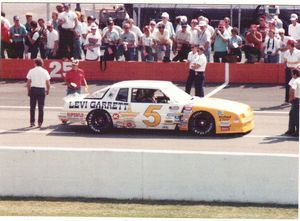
(0, 147, 297, 205)
(0, 59, 285, 84)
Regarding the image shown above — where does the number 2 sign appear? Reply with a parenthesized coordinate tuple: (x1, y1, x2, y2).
(48, 61, 72, 79)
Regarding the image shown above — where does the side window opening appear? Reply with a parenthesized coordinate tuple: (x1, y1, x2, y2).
(116, 88, 129, 102)
(131, 88, 170, 103)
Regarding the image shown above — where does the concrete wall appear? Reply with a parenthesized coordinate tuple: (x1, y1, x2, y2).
(0, 147, 297, 205)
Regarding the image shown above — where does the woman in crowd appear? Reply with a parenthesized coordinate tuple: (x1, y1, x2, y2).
(227, 27, 242, 62)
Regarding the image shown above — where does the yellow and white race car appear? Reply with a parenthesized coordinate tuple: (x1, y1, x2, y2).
(58, 80, 254, 135)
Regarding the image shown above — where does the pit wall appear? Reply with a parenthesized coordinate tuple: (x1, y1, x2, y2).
(0, 59, 285, 84)
(0, 147, 297, 205)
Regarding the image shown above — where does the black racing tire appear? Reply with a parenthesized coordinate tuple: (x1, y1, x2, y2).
(188, 111, 215, 136)
(86, 110, 112, 133)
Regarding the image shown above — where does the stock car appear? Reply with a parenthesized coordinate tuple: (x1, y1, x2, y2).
(58, 80, 254, 135)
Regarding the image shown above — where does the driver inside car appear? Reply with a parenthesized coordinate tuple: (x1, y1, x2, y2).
(141, 89, 157, 103)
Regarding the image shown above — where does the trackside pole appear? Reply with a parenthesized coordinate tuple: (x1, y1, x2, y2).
(205, 63, 229, 98)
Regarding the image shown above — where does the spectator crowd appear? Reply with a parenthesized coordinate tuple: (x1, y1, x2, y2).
(1, 4, 300, 64)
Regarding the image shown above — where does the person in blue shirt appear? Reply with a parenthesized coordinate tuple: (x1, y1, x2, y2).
(211, 21, 229, 63)
(9, 15, 27, 58)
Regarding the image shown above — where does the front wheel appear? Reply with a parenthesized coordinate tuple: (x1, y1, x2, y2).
(86, 110, 112, 133)
(188, 111, 215, 136)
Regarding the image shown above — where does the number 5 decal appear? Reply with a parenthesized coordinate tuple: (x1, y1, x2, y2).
(143, 105, 162, 127)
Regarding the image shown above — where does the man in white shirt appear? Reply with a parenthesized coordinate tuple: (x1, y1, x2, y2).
(284, 69, 300, 137)
(156, 12, 175, 40)
(126, 18, 143, 61)
(58, 3, 78, 58)
(172, 22, 191, 62)
(26, 58, 51, 128)
(263, 29, 280, 63)
(288, 13, 300, 49)
(224, 17, 232, 36)
(84, 23, 102, 61)
(46, 22, 59, 59)
(154, 23, 172, 62)
(283, 39, 300, 103)
(185, 46, 207, 97)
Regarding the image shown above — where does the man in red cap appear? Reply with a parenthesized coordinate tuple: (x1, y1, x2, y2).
(65, 58, 88, 95)
(242, 24, 262, 63)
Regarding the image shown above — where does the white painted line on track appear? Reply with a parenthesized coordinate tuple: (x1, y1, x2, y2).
(205, 82, 228, 98)
(1, 217, 270, 221)
(205, 63, 229, 98)
(0, 146, 298, 158)
(0, 128, 297, 141)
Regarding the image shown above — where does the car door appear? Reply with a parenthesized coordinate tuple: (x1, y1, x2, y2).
(129, 88, 180, 130)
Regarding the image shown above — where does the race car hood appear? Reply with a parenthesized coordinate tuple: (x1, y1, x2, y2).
(187, 97, 251, 114)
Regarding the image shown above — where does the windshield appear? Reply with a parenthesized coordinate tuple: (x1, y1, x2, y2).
(85, 86, 110, 99)
(163, 84, 192, 103)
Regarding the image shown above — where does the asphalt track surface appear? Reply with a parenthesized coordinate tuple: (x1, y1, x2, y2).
(0, 80, 298, 155)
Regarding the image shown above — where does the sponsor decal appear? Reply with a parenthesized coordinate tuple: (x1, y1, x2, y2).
(69, 100, 128, 111)
(167, 113, 175, 117)
(169, 106, 179, 111)
(181, 116, 189, 121)
(174, 115, 181, 120)
(164, 119, 174, 125)
(183, 110, 192, 114)
(119, 104, 139, 118)
(67, 112, 84, 118)
(233, 117, 239, 123)
(126, 121, 136, 128)
(112, 113, 120, 120)
(217, 111, 224, 116)
(115, 120, 136, 128)
(184, 106, 192, 111)
(162, 125, 169, 129)
(221, 126, 230, 131)
(219, 115, 231, 121)
(220, 121, 231, 127)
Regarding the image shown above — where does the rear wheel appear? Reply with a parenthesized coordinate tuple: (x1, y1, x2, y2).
(188, 111, 215, 136)
(86, 110, 112, 133)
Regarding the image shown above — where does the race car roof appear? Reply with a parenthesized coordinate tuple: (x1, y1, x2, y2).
(111, 80, 174, 89)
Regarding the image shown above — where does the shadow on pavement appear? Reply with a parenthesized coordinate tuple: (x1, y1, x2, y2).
(45, 124, 247, 140)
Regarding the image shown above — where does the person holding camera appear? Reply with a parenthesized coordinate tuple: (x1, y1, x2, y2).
(242, 24, 263, 63)
(263, 29, 280, 63)
(211, 21, 229, 63)
(102, 20, 120, 61)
